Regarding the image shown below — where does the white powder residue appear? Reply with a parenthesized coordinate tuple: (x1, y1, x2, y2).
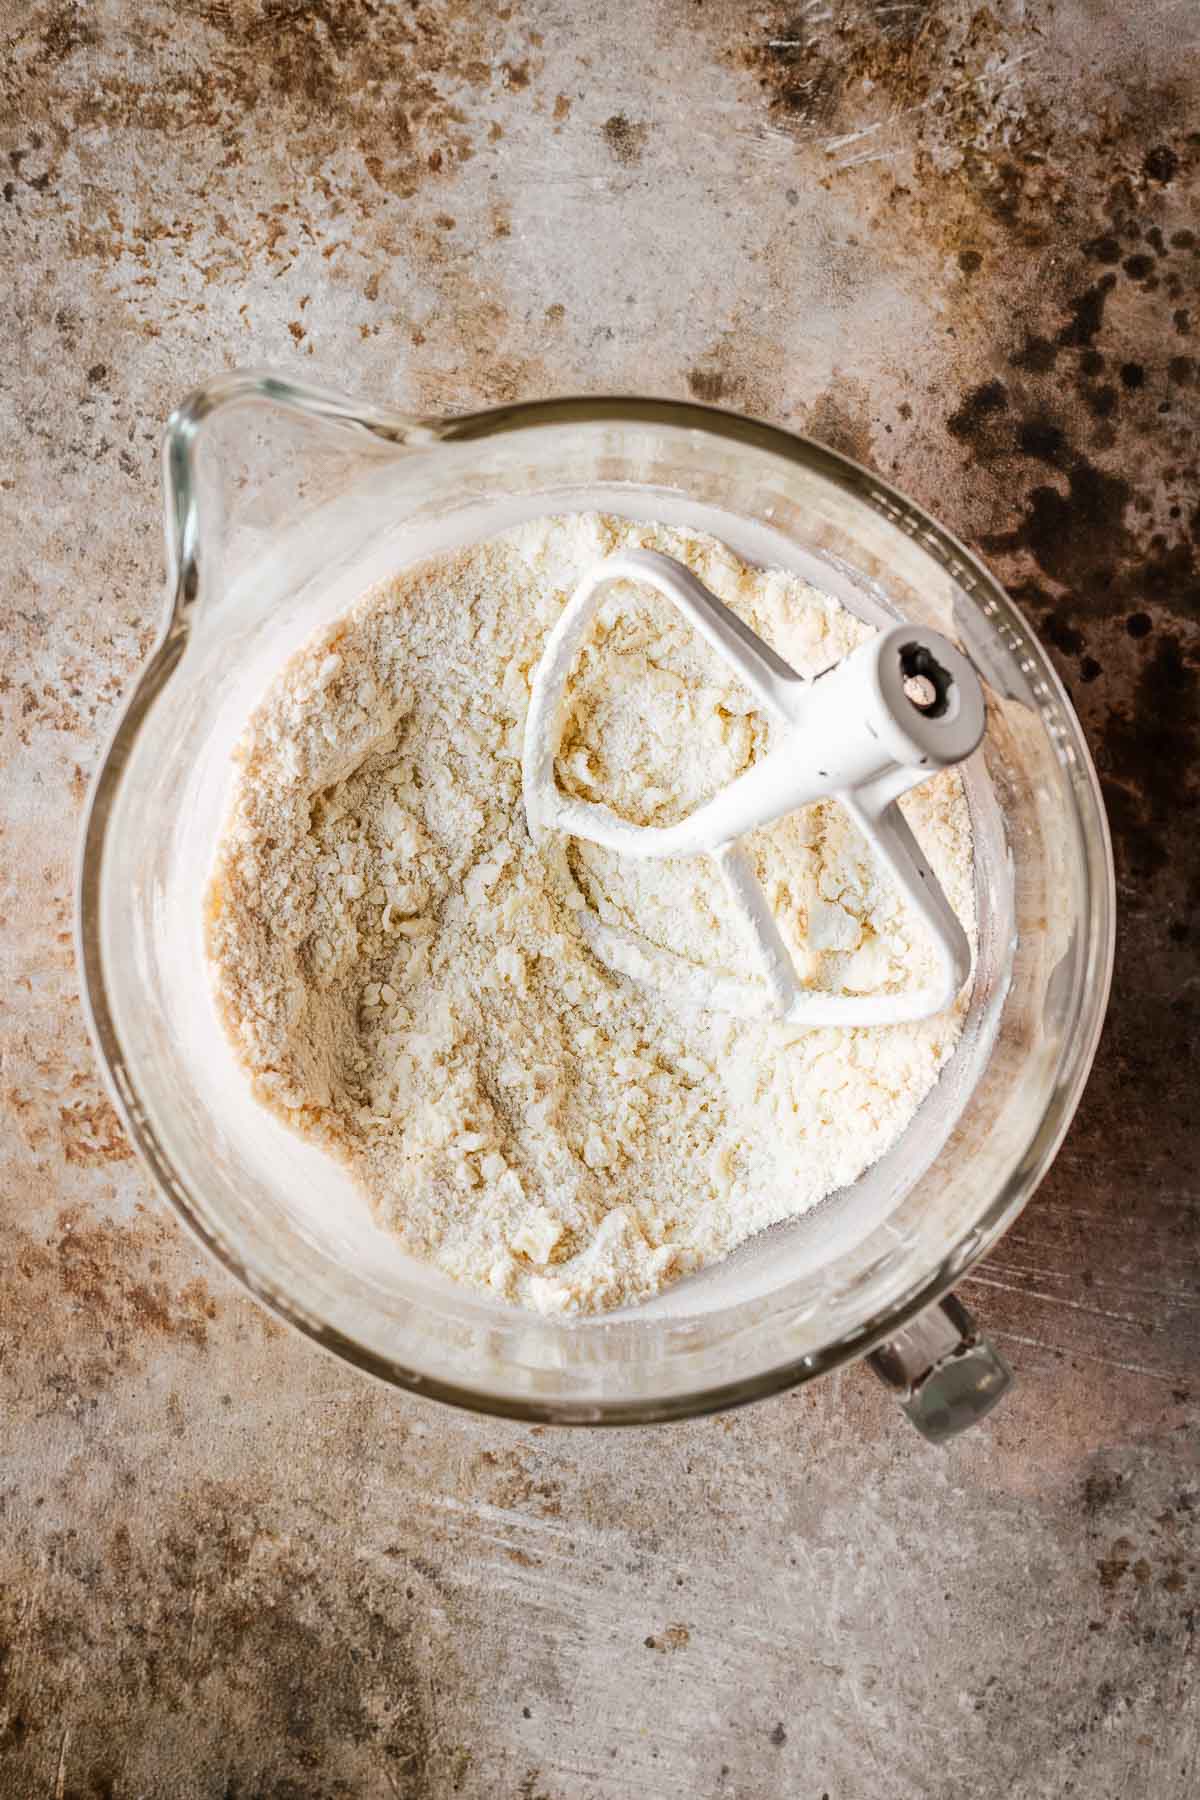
(206, 514, 975, 1316)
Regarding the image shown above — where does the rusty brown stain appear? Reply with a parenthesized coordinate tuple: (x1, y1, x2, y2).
(505, 1546, 541, 1568)
(9, 1206, 217, 1347)
(11, 0, 518, 217)
(1084, 1470, 1125, 1516)
(1098, 1537, 1138, 1592)
(58, 1096, 132, 1167)
(475, 1449, 564, 1518)
(602, 112, 648, 166)
(687, 367, 727, 403)
(682, 328, 781, 422)
(0, 1486, 432, 1787)
(804, 381, 875, 466)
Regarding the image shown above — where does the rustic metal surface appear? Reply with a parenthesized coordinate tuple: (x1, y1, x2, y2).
(2, 1, 1198, 1795)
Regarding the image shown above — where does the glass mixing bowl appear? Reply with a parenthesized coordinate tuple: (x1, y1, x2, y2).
(77, 375, 1114, 1437)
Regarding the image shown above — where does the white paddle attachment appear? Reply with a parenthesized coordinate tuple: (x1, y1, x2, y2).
(522, 550, 985, 1027)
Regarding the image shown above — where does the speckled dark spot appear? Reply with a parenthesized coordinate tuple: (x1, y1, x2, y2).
(1011, 334, 1058, 373)
(987, 457, 1133, 595)
(1144, 145, 1180, 184)
(1038, 609, 1086, 658)
(1124, 254, 1155, 281)
(1084, 235, 1122, 264)
(806, 385, 875, 465)
(947, 378, 1008, 446)
(688, 368, 726, 403)
(1120, 362, 1146, 389)
(1084, 1471, 1124, 1515)
(602, 112, 648, 165)
(1085, 383, 1119, 419)
(1015, 416, 1067, 466)
(1101, 634, 1198, 882)
(1097, 1538, 1135, 1592)
(1057, 275, 1118, 348)
(958, 248, 982, 274)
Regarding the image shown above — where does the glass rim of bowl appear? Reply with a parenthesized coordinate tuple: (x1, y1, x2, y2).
(75, 377, 1117, 1425)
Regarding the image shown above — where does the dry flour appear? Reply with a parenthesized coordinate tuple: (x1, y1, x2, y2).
(207, 514, 975, 1315)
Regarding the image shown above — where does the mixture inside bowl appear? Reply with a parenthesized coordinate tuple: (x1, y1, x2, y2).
(206, 513, 975, 1315)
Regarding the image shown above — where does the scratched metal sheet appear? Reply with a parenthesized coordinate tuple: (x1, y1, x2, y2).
(1, 2, 1197, 1795)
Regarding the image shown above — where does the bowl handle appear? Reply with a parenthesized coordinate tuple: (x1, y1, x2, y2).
(868, 1293, 1012, 1442)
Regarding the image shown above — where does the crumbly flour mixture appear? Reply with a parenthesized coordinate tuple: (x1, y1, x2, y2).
(207, 514, 975, 1315)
